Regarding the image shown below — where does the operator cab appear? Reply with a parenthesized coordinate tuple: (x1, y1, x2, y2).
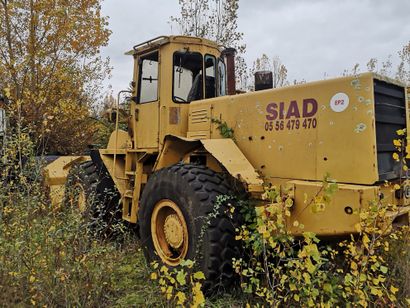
(126, 36, 230, 149)
(128, 36, 227, 105)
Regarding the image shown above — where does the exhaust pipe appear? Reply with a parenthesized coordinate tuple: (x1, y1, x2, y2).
(222, 48, 236, 95)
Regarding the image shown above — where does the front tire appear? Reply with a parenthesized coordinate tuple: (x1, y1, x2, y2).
(139, 163, 241, 292)
(64, 160, 122, 238)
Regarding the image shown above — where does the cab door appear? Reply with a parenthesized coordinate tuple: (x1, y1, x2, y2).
(135, 51, 160, 149)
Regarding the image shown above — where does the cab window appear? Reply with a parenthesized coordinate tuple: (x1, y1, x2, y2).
(205, 54, 216, 99)
(138, 51, 158, 103)
(173, 51, 203, 103)
(218, 59, 227, 96)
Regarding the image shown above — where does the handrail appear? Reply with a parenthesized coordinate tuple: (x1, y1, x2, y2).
(113, 90, 132, 177)
(132, 36, 169, 53)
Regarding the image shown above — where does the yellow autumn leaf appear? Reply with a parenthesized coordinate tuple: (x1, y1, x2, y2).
(150, 272, 158, 280)
(193, 271, 205, 280)
(390, 285, 399, 294)
(370, 287, 382, 297)
(303, 272, 311, 284)
(350, 261, 358, 271)
(393, 139, 402, 147)
(397, 129, 406, 136)
(363, 234, 370, 249)
(166, 286, 173, 299)
(175, 291, 186, 305)
(393, 184, 401, 190)
(257, 225, 267, 234)
(29, 275, 36, 283)
(160, 265, 168, 273)
(392, 153, 400, 161)
(168, 276, 176, 284)
(192, 282, 205, 308)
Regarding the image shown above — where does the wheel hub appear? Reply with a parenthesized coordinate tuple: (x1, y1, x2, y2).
(151, 199, 189, 266)
(164, 214, 184, 249)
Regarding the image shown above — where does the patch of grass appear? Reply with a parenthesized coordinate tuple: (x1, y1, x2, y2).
(0, 181, 164, 307)
(0, 131, 166, 307)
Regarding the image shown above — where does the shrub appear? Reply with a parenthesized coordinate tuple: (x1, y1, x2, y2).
(233, 177, 409, 307)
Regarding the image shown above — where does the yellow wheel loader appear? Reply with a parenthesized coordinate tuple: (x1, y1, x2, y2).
(45, 36, 410, 291)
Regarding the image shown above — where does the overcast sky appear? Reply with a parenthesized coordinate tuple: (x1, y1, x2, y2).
(100, 0, 410, 95)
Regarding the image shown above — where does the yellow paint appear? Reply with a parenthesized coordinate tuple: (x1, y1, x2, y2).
(44, 156, 89, 207)
(190, 74, 379, 184)
(201, 138, 264, 194)
(151, 199, 189, 266)
(94, 35, 409, 235)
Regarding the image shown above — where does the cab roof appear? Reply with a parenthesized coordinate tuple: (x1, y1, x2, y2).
(125, 35, 221, 56)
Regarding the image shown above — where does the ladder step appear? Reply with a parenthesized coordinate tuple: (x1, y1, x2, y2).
(126, 149, 140, 152)
(122, 215, 134, 222)
(125, 171, 135, 176)
(124, 190, 133, 198)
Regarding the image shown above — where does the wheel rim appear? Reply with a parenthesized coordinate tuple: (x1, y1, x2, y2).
(72, 183, 86, 212)
(151, 199, 189, 266)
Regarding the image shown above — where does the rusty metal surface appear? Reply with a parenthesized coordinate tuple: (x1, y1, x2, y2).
(169, 107, 181, 125)
(222, 48, 236, 95)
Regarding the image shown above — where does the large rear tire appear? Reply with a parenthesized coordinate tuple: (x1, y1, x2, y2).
(138, 163, 241, 292)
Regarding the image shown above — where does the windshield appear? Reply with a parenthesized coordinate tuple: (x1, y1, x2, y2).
(173, 51, 203, 103)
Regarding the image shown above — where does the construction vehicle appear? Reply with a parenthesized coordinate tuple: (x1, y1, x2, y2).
(47, 36, 410, 291)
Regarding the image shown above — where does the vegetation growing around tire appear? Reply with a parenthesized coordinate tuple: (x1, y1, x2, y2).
(64, 160, 125, 239)
(139, 163, 241, 293)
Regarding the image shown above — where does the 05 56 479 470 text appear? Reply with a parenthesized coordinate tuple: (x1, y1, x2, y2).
(264, 118, 317, 131)
(264, 98, 319, 131)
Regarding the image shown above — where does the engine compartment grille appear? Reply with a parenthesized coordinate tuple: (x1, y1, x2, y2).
(374, 79, 407, 181)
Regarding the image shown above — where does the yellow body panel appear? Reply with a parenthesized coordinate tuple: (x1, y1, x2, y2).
(189, 74, 379, 185)
(44, 156, 90, 207)
(286, 180, 379, 236)
(134, 102, 160, 149)
(200, 138, 264, 193)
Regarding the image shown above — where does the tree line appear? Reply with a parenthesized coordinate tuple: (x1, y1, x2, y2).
(0, 0, 408, 156)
